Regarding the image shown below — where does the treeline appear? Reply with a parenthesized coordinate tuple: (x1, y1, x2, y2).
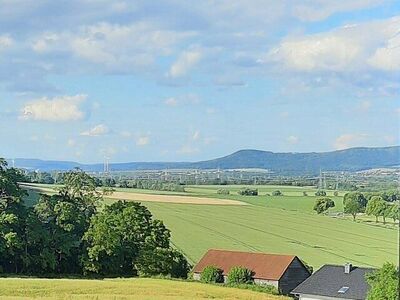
(0, 159, 189, 277)
(343, 191, 399, 223)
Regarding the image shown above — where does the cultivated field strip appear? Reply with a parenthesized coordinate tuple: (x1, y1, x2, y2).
(145, 202, 397, 268)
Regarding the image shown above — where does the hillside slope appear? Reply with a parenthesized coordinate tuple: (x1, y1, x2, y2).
(7, 146, 400, 173)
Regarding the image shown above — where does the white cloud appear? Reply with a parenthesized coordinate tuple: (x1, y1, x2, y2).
(0, 34, 13, 50)
(368, 33, 400, 71)
(287, 135, 299, 144)
(192, 130, 200, 141)
(30, 21, 195, 72)
(70, 22, 194, 71)
(164, 94, 201, 106)
(334, 133, 368, 150)
(165, 97, 178, 106)
(267, 17, 400, 73)
(136, 135, 150, 146)
(20, 94, 86, 122)
(168, 49, 202, 78)
(80, 124, 109, 136)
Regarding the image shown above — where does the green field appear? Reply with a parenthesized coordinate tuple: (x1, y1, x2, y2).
(24, 184, 398, 269)
(0, 278, 287, 300)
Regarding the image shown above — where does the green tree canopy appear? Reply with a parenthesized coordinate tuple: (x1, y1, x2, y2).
(366, 262, 399, 300)
(83, 201, 171, 276)
(343, 192, 367, 221)
(365, 196, 386, 223)
(313, 197, 335, 214)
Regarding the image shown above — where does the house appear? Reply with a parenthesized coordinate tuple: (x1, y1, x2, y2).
(291, 263, 375, 300)
(192, 249, 311, 294)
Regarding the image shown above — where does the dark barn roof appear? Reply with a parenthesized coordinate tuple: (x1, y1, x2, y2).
(291, 264, 375, 299)
(193, 249, 301, 281)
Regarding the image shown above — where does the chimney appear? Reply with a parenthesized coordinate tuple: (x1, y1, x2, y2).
(344, 263, 352, 274)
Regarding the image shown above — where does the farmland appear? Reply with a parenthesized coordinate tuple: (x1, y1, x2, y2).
(0, 278, 287, 300)
(23, 183, 398, 269)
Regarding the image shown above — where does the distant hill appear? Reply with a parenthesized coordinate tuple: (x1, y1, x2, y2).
(6, 146, 400, 173)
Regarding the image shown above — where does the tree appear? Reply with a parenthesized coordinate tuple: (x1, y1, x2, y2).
(388, 202, 399, 222)
(365, 196, 386, 223)
(313, 198, 335, 214)
(31, 193, 88, 273)
(238, 188, 258, 196)
(0, 159, 27, 273)
(83, 201, 171, 276)
(315, 190, 326, 196)
(271, 190, 283, 196)
(343, 192, 367, 221)
(135, 247, 190, 278)
(58, 169, 103, 219)
(366, 262, 398, 300)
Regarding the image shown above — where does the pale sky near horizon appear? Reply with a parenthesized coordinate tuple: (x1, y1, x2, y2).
(0, 1, 399, 163)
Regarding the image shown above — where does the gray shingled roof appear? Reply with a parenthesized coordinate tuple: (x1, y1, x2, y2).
(291, 265, 375, 299)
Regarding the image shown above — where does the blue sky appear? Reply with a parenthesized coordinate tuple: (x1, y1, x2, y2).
(0, 0, 399, 163)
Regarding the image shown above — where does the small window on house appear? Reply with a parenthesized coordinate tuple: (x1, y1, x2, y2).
(338, 286, 349, 294)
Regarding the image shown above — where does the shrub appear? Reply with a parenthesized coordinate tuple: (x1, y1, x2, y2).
(238, 188, 258, 196)
(303, 191, 308, 196)
(217, 189, 230, 195)
(271, 190, 283, 196)
(227, 266, 253, 284)
(201, 266, 224, 283)
(315, 190, 327, 196)
(333, 191, 339, 196)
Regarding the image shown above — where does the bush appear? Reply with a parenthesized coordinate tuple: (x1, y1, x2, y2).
(315, 190, 327, 196)
(201, 266, 224, 283)
(238, 188, 258, 196)
(227, 266, 253, 284)
(333, 191, 339, 196)
(217, 189, 230, 195)
(303, 191, 308, 196)
(271, 190, 283, 196)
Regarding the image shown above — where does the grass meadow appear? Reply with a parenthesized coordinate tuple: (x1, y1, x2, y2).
(24, 184, 398, 269)
(0, 278, 287, 300)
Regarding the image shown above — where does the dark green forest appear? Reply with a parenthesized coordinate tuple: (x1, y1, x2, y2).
(0, 158, 189, 277)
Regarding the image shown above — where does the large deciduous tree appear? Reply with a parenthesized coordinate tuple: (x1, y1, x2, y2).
(0, 159, 28, 273)
(365, 196, 386, 223)
(83, 201, 173, 276)
(343, 192, 367, 221)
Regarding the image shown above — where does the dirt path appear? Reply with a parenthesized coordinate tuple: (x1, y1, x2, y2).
(20, 183, 247, 206)
(107, 191, 247, 205)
